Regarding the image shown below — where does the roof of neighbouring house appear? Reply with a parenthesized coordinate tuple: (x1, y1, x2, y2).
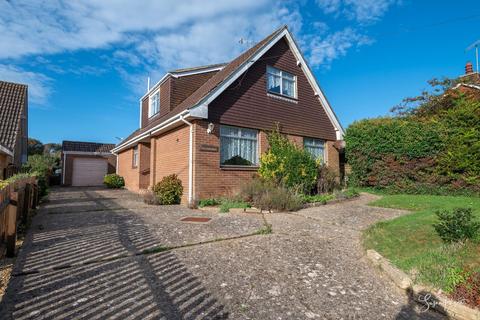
(0, 80, 27, 153)
(62, 141, 116, 153)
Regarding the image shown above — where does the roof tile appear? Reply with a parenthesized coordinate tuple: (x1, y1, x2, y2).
(0, 80, 27, 152)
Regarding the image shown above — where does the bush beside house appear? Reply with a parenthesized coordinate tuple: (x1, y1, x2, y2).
(103, 174, 125, 189)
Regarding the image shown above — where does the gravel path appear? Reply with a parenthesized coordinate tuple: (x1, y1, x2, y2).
(0, 188, 444, 319)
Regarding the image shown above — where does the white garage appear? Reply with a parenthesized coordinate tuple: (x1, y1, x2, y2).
(72, 158, 108, 186)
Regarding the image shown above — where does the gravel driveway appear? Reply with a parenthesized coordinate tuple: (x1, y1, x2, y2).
(0, 187, 444, 319)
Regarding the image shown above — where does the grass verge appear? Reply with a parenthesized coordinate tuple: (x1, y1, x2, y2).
(363, 193, 480, 292)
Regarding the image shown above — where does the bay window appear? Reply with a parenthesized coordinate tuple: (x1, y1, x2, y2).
(220, 125, 258, 166)
(267, 66, 296, 98)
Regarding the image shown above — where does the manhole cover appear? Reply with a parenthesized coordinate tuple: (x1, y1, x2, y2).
(180, 216, 212, 223)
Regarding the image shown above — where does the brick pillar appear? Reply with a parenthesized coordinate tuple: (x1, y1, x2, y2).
(325, 141, 340, 177)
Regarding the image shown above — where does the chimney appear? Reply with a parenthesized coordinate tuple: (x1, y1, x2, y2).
(465, 61, 474, 74)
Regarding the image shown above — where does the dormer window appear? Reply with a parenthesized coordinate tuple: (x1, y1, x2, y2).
(149, 89, 160, 117)
(267, 66, 296, 98)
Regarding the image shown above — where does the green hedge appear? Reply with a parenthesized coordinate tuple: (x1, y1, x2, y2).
(345, 96, 480, 194)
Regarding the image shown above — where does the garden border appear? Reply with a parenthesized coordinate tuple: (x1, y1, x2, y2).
(366, 249, 480, 320)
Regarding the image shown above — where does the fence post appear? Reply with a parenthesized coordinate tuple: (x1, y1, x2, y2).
(24, 184, 31, 221)
(6, 203, 17, 257)
(32, 184, 38, 209)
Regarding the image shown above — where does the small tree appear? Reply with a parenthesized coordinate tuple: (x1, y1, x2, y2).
(258, 128, 317, 192)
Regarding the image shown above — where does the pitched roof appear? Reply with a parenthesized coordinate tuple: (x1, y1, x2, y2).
(0, 80, 27, 152)
(62, 141, 116, 153)
(115, 24, 343, 151)
(126, 26, 286, 139)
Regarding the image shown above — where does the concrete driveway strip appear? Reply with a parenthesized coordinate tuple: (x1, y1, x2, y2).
(0, 187, 445, 319)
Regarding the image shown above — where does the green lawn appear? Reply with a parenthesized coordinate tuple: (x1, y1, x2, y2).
(363, 193, 480, 291)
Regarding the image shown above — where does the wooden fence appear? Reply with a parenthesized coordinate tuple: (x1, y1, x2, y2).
(0, 177, 38, 258)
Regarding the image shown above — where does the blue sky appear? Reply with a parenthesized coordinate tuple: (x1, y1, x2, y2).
(1, 0, 479, 144)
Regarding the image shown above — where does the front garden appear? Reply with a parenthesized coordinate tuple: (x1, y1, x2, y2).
(364, 193, 480, 309)
(349, 77, 480, 309)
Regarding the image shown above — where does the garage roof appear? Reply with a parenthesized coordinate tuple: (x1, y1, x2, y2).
(62, 141, 115, 153)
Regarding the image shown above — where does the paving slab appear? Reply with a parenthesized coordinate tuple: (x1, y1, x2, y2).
(1, 187, 446, 319)
(1, 253, 228, 320)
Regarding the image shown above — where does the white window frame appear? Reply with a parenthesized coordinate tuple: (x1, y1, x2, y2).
(148, 89, 160, 118)
(266, 65, 297, 99)
(220, 125, 259, 167)
(132, 145, 139, 168)
(304, 137, 325, 163)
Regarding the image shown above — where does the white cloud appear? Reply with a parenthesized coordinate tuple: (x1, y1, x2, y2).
(307, 28, 373, 67)
(316, 0, 398, 23)
(0, 64, 52, 105)
(0, 0, 271, 59)
(0, 0, 397, 100)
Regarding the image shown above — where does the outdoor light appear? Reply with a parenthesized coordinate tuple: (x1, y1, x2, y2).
(207, 122, 215, 134)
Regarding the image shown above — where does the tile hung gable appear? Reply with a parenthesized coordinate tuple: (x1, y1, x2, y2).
(113, 25, 343, 153)
(208, 37, 337, 140)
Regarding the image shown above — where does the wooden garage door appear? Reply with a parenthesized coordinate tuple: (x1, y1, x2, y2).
(72, 158, 108, 186)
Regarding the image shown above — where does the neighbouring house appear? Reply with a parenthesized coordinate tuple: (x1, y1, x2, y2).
(0, 80, 28, 180)
(113, 25, 344, 205)
(61, 141, 116, 186)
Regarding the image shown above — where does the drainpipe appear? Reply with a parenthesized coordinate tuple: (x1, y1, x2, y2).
(180, 115, 193, 206)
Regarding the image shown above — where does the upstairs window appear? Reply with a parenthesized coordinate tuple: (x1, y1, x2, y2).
(220, 125, 258, 166)
(267, 66, 296, 98)
(132, 145, 139, 167)
(149, 89, 160, 117)
(304, 138, 325, 163)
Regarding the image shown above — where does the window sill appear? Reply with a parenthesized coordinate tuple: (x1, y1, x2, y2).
(267, 92, 298, 104)
(148, 112, 161, 120)
(220, 165, 259, 171)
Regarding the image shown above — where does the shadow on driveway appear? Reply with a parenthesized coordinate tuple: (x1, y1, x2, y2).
(0, 187, 229, 320)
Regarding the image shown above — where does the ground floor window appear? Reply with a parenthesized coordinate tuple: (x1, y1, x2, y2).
(304, 137, 325, 163)
(220, 125, 258, 166)
(132, 145, 139, 167)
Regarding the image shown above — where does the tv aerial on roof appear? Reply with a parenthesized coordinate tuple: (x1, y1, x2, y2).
(466, 40, 480, 73)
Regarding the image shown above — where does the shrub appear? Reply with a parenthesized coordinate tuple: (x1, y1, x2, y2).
(316, 164, 339, 193)
(433, 208, 480, 243)
(152, 174, 183, 205)
(258, 186, 304, 212)
(103, 174, 125, 189)
(219, 199, 250, 213)
(449, 271, 480, 309)
(198, 198, 221, 208)
(259, 128, 317, 192)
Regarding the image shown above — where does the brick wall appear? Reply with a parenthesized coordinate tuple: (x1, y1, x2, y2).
(118, 149, 140, 191)
(138, 143, 151, 189)
(150, 125, 190, 204)
(192, 120, 340, 202)
(325, 141, 340, 176)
